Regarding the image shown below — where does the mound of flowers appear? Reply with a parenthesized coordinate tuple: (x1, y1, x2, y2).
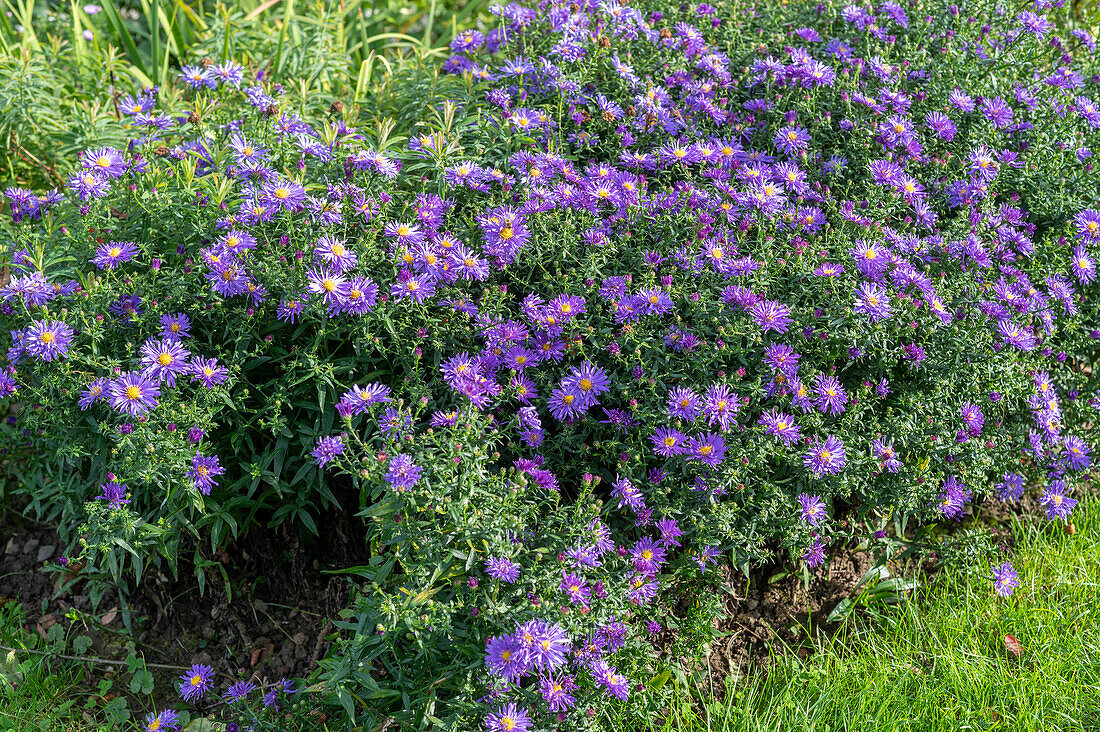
(2, 0, 1099, 728)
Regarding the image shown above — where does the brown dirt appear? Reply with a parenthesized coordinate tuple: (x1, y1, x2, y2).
(688, 493, 1039, 690)
(0, 506, 367, 716)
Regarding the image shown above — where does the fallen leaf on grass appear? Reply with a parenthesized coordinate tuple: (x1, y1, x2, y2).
(100, 607, 118, 626)
(1004, 634, 1022, 656)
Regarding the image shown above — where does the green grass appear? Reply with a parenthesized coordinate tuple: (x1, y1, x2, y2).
(0, 602, 94, 731)
(633, 499, 1100, 732)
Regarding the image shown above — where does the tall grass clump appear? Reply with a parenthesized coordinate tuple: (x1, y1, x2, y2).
(0, 0, 1099, 728)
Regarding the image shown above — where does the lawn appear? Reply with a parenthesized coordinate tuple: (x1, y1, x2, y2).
(640, 503, 1100, 732)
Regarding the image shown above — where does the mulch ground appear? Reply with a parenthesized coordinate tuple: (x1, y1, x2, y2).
(0, 507, 368, 714)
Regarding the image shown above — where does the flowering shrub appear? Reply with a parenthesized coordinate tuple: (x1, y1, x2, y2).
(3, 0, 1100, 728)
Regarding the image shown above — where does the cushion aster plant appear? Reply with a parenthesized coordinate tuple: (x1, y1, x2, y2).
(2, 0, 1100, 728)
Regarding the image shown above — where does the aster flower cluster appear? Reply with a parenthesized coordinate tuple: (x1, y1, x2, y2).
(2, 0, 1100, 727)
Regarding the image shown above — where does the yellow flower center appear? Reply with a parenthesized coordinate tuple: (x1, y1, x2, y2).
(40, 332, 55, 344)
(157, 353, 172, 366)
(126, 386, 141, 401)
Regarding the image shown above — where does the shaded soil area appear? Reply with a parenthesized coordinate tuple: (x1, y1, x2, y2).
(0, 508, 366, 715)
(0, 488, 1047, 717)
(685, 494, 1040, 689)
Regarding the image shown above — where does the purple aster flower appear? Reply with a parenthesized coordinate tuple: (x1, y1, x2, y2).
(960, 402, 985, 436)
(563, 361, 611, 408)
(687, 431, 727, 467)
(68, 170, 110, 200)
(811, 374, 849, 416)
(92, 240, 139, 270)
(656, 518, 683, 548)
(96, 481, 130, 510)
(390, 269, 437, 303)
(524, 621, 570, 671)
(190, 357, 228, 388)
(108, 372, 160, 416)
(692, 545, 722, 572)
(1063, 435, 1091, 471)
(650, 426, 688, 457)
(1017, 10, 1052, 37)
(1040, 481, 1077, 521)
(188, 452, 225, 495)
(485, 557, 519, 583)
(872, 439, 901, 473)
(565, 545, 601, 568)
(996, 472, 1026, 502)
(539, 673, 577, 712)
(1071, 245, 1095, 284)
(852, 282, 892, 322)
(312, 435, 344, 468)
(560, 571, 591, 604)
(591, 660, 630, 700)
(143, 709, 180, 731)
(260, 179, 307, 212)
(936, 476, 970, 520)
(925, 110, 957, 140)
(485, 634, 526, 681)
(314, 235, 358, 272)
(159, 313, 191, 341)
(485, 703, 532, 732)
(1076, 209, 1100, 243)
(140, 338, 191, 386)
(179, 64, 214, 88)
(997, 320, 1037, 351)
(224, 680, 257, 702)
(802, 537, 826, 568)
(763, 343, 800, 377)
(177, 664, 215, 702)
(631, 537, 666, 574)
(759, 409, 801, 444)
(667, 386, 700, 420)
(627, 573, 659, 605)
(749, 299, 793, 334)
(803, 435, 847, 476)
(306, 267, 351, 306)
(276, 297, 304, 323)
(384, 453, 422, 489)
(991, 562, 1020, 598)
(25, 320, 74, 361)
(774, 125, 810, 155)
(339, 382, 391, 414)
(78, 377, 107, 410)
(703, 383, 739, 431)
(797, 494, 827, 524)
